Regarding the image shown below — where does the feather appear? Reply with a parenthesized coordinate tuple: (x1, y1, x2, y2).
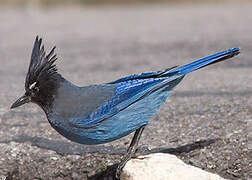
(25, 36, 59, 91)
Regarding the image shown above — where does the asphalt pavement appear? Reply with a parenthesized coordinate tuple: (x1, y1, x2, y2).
(0, 3, 251, 179)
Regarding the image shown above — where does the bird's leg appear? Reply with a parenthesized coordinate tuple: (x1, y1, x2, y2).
(115, 125, 146, 179)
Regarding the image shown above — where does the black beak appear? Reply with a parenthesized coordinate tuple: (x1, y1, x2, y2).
(11, 94, 31, 109)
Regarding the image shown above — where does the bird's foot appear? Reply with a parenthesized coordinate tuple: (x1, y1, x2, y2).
(115, 146, 151, 178)
(116, 125, 146, 179)
(115, 148, 135, 179)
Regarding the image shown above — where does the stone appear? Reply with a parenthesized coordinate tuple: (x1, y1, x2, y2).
(120, 153, 226, 180)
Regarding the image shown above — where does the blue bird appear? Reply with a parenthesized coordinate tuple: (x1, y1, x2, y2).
(11, 36, 240, 178)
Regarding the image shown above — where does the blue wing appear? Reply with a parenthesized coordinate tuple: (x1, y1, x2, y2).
(108, 66, 177, 84)
(69, 76, 172, 128)
(69, 47, 240, 128)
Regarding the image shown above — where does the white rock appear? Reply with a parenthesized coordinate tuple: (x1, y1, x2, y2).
(120, 153, 226, 180)
(50, 156, 58, 161)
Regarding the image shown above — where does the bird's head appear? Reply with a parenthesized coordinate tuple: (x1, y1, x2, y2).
(11, 36, 62, 111)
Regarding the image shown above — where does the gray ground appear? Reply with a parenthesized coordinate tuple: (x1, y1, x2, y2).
(0, 3, 251, 180)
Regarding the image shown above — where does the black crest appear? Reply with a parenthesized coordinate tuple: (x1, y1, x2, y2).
(25, 36, 59, 91)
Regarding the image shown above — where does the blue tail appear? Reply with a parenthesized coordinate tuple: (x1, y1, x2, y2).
(167, 47, 240, 76)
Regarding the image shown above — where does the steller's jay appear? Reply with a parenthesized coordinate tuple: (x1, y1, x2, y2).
(11, 36, 240, 178)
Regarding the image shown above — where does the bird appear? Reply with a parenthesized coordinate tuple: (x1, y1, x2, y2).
(11, 36, 240, 178)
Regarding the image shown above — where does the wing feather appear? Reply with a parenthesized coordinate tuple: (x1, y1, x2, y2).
(69, 74, 183, 128)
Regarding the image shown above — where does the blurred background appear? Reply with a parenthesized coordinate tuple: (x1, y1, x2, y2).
(0, 0, 248, 6)
(0, 0, 251, 180)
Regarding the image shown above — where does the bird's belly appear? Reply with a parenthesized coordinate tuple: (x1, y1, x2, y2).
(49, 87, 170, 145)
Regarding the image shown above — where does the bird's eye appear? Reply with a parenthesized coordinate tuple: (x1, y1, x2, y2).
(33, 86, 39, 92)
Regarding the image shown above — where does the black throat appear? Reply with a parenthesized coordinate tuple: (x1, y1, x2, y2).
(32, 74, 64, 114)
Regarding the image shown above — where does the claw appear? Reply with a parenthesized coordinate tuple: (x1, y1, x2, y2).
(115, 125, 146, 179)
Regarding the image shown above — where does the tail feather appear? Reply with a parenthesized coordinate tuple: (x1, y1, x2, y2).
(167, 47, 240, 76)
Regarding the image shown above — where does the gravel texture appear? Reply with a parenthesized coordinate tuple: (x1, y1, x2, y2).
(0, 3, 251, 180)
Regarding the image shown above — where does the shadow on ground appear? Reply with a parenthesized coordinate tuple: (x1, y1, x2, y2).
(0, 134, 218, 156)
(88, 138, 218, 179)
(0, 135, 218, 179)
